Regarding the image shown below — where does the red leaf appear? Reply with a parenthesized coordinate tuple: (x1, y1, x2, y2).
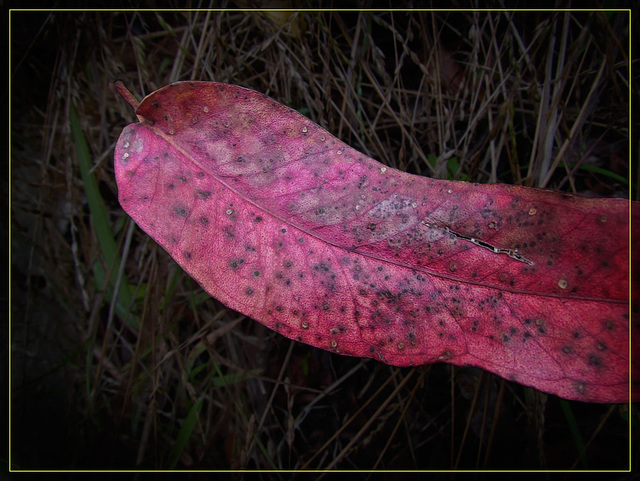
(114, 81, 635, 403)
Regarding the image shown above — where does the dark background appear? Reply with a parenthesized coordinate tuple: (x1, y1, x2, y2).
(9, 3, 637, 473)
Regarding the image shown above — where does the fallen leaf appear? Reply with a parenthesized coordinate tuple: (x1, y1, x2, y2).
(114, 81, 635, 403)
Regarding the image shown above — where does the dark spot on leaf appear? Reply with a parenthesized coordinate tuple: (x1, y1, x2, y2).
(174, 206, 188, 217)
(588, 354, 603, 367)
(229, 259, 245, 270)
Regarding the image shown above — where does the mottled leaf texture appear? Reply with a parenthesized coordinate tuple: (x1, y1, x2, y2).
(115, 81, 635, 403)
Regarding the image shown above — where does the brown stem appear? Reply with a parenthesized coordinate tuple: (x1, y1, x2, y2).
(114, 81, 140, 111)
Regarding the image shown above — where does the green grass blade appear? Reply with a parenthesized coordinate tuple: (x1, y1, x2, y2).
(168, 397, 203, 468)
(70, 104, 138, 325)
(559, 399, 588, 469)
(571, 163, 630, 187)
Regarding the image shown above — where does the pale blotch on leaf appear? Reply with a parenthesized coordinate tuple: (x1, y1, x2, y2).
(302, 126, 308, 133)
(226, 209, 234, 215)
(558, 279, 568, 289)
(528, 207, 537, 216)
(203, 106, 209, 113)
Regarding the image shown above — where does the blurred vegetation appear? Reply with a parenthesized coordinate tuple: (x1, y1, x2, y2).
(10, 5, 635, 471)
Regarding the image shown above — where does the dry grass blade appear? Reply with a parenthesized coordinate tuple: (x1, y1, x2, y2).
(10, 8, 633, 471)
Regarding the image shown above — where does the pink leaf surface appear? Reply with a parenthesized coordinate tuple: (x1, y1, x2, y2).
(114, 81, 635, 403)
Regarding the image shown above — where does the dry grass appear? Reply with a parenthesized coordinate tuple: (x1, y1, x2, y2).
(10, 7, 634, 471)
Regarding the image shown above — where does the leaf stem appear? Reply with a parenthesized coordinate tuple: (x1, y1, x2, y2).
(114, 80, 140, 111)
